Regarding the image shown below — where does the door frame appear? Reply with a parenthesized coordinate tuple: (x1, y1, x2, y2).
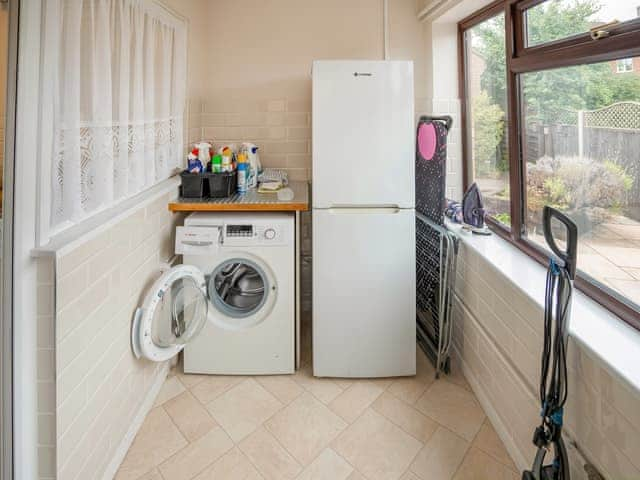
(1, 0, 20, 479)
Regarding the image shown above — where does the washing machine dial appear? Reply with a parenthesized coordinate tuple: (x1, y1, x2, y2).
(264, 228, 276, 240)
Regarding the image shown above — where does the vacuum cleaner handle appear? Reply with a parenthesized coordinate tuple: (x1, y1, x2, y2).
(419, 115, 453, 132)
(543, 206, 578, 280)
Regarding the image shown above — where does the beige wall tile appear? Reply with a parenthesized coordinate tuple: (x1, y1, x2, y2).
(56, 264, 89, 309)
(285, 113, 310, 127)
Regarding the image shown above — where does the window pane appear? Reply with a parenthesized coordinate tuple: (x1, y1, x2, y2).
(465, 13, 510, 226)
(522, 57, 640, 309)
(526, 0, 640, 47)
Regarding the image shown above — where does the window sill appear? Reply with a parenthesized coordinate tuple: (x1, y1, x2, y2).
(32, 176, 180, 257)
(446, 220, 640, 394)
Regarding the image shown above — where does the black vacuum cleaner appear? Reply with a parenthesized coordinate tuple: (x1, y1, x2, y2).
(523, 206, 577, 480)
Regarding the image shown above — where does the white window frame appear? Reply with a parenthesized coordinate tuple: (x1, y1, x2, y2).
(616, 58, 634, 73)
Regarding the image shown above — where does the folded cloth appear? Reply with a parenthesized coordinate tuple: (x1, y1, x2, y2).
(258, 181, 283, 193)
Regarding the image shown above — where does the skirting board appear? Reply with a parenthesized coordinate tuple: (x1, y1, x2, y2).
(101, 362, 170, 480)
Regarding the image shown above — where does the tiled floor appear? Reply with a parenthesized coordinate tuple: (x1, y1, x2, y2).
(116, 326, 518, 480)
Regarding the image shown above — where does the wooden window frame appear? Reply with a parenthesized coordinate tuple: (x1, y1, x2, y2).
(458, 0, 640, 331)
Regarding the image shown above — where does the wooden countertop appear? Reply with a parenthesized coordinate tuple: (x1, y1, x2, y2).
(168, 181, 309, 212)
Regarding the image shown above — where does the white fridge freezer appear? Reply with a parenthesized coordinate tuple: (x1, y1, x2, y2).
(312, 60, 416, 378)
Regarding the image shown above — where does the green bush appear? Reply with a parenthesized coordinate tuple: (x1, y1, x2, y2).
(472, 91, 505, 177)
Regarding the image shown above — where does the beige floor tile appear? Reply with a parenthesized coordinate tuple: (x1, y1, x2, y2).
(266, 392, 347, 466)
(387, 351, 436, 405)
(239, 427, 302, 480)
(190, 375, 245, 405)
(333, 409, 423, 480)
(178, 371, 210, 389)
(329, 381, 385, 423)
(116, 408, 187, 480)
(153, 376, 186, 407)
(293, 366, 344, 404)
(158, 426, 234, 480)
(332, 378, 356, 390)
(193, 447, 264, 480)
(446, 355, 472, 392)
(453, 447, 519, 480)
(346, 471, 367, 480)
(472, 421, 516, 470)
(368, 377, 395, 389)
(298, 448, 354, 480)
(256, 375, 305, 405)
(410, 427, 469, 480)
(372, 392, 438, 443)
(164, 391, 218, 442)
(401, 472, 422, 480)
(136, 468, 163, 480)
(415, 381, 485, 441)
(207, 378, 283, 442)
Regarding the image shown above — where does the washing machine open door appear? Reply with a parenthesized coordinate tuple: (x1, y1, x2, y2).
(132, 265, 210, 362)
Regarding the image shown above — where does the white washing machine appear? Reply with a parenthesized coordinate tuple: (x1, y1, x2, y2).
(131, 212, 295, 375)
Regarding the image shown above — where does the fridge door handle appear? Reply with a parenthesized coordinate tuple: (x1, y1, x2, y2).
(326, 207, 401, 214)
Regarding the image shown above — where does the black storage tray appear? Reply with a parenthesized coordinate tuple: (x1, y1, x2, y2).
(180, 171, 205, 198)
(205, 171, 237, 198)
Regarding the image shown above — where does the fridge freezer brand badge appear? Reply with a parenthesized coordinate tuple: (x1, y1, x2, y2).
(353, 72, 373, 77)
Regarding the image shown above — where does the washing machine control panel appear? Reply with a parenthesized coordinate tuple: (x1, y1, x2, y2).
(223, 223, 285, 246)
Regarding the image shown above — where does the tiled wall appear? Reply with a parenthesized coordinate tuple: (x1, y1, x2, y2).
(188, 98, 312, 182)
(430, 97, 463, 201)
(36, 258, 56, 480)
(53, 190, 184, 480)
(453, 241, 640, 479)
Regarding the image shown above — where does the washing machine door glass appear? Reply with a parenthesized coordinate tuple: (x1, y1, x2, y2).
(208, 258, 268, 320)
(132, 265, 209, 362)
(151, 275, 208, 347)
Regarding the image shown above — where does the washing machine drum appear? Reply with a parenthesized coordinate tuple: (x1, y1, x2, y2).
(209, 259, 269, 318)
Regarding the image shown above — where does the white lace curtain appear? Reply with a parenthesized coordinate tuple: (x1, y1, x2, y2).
(40, 0, 187, 236)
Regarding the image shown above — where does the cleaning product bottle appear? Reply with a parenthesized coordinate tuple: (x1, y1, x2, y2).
(211, 154, 222, 173)
(242, 142, 261, 189)
(236, 153, 248, 194)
